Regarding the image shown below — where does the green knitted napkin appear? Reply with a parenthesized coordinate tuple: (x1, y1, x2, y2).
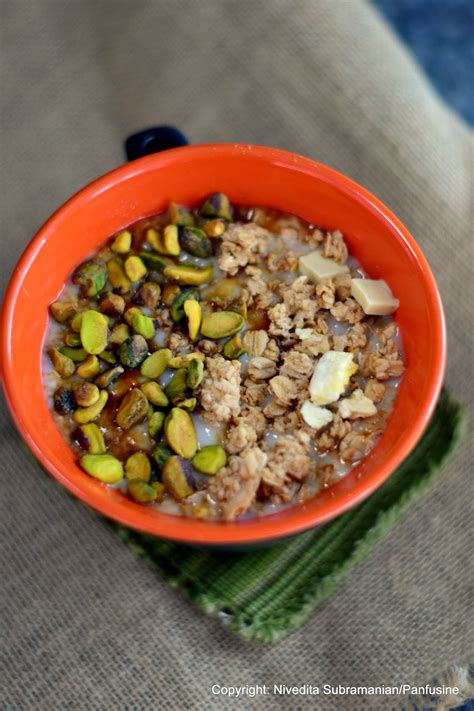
(114, 390, 465, 643)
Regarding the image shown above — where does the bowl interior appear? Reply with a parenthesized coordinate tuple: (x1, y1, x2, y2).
(1, 145, 445, 544)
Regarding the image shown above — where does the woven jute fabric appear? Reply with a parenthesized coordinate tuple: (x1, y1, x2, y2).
(1, 1, 472, 709)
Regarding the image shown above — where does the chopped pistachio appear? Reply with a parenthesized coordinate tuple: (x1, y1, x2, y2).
(202, 219, 226, 238)
(98, 350, 117, 365)
(186, 359, 204, 389)
(99, 292, 125, 317)
(164, 368, 188, 402)
(124, 306, 143, 326)
(80, 310, 109, 355)
(176, 397, 197, 412)
(168, 352, 204, 368)
(63, 332, 82, 347)
(76, 423, 106, 454)
(140, 348, 172, 379)
(72, 261, 107, 298)
(80, 453, 123, 483)
(223, 334, 246, 359)
(73, 390, 108, 424)
(50, 300, 77, 323)
(111, 229, 132, 254)
(152, 443, 174, 470)
(136, 281, 161, 309)
(178, 227, 212, 258)
(138, 250, 171, 272)
(109, 323, 130, 346)
(164, 408, 197, 459)
(95, 365, 125, 388)
(131, 312, 155, 340)
(162, 456, 194, 500)
(70, 312, 84, 333)
(119, 335, 148, 368)
(192, 445, 227, 475)
(163, 225, 181, 256)
(200, 310, 244, 339)
(169, 202, 195, 227)
(59, 346, 88, 362)
(170, 289, 201, 322)
(148, 411, 165, 438)
(146, 227, 167, 254)
(125, 452, 151, 482)
(184, 299, 202, 341)
(116, 388, 148, 430)
(162, 284, 181, 306)
(163, 264, 213, 286)
(76, 355, 101, 379)
(127, 478, 158, 503)
(140, 381, 169, 407)
(200, 193, 233, 221)
(48, 348, 75, 377)
(107, 257, 132, 294)
(151, 481, 166, 500)
(124, 255, 148, 282)
(72, 382, 100, 407)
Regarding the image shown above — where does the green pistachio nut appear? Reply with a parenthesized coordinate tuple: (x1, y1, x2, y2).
(99, 292, 126, 317)
(80, 454, 123, 484)
(76, 354, 101, 379)
(199, 193, 233, 221)
(164, 368, 188, 402)
(184, 299, 202, 341)
(170, 289, 201, 322)
(140, 381, 169, 407)
(72, 261, 107, 298)
(50, 300, 77, 323)
(148, 411, 165, 439)
(131, 312, 155, 340)
(107, 257, 132, 294)
(119, 335, 148, 368)
(116, 388, 148, 430)
(124, 255, 148, 282)
(168, 352, 204, 368)
(163, 225, 181, 256)
(95, 365, 125, 389)
(192, 445, 227, 475)
(76, 423, 106, 454)
(162, 455, 194, 500)
(164, 408, 197, 459)
(111, 229, 132, 253)
(125, 452, 151, 482)
(80, 310, 109, 355)
(169, 202, 195, 227)
(59, 346, 88, 362)
(127, 478, 158, 503)
(186, 359, 204, 389)
(200, 311, 245, 339)
(163, 264, 213, 286)
(73, 390, 108, 424)
(72, 381, 100, 407)
(152, 443, 174, 470)
(140, 348, 172, 379)
(178, 227, 212, 258)
(138, 250, 171, 272)
(53, 386, 77, 415)
(48, 348, 75, 377)
(137, 281, 161, 309)
(109, 323, 130, 346)
(223, 334, 246, 359)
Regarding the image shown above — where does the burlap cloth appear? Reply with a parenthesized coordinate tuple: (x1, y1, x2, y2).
(1, 1, 472, 709)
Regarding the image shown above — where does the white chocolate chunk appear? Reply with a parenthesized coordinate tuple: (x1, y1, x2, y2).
(309, 351, 358, 405)
(338, 388, 377, 419)
(351, 278, 400, 315)
(299, 250, 349, 282)
(300, 401, 334, 430)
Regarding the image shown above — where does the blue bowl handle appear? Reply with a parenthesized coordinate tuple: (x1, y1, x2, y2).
(125, 126, 189, 162)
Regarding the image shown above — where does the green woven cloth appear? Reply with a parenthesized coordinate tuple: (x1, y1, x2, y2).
(114, 390, 465, 643)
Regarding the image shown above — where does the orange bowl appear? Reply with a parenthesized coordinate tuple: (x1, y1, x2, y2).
(0, 144, 446, 545)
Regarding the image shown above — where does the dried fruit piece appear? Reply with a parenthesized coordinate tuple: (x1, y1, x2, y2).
(99, 292, 125, 317)
(163, 225, 181, 256)
(164, 368, 188, 402)
(72, 382, 100, 407)
(109, 323, 130, 346)
(200, 193, 233, 221)
(223, 334, 245, 359)
(116, 388, 148, 430)
(95, 365, 125, 388)
(80, 310, 109, 355)
(152, 443, 174, 470)
(48, 348, 75, 377)
(163, 264, 213, 286)
(76, 355, 101, 379)
(59, 346, 87, 362)
(80, 454, 123, 483)
(76, 423, 106, 454)
(148, 411, 165, 438)
(124, 255, 147, 282)
(200, 311, 244, 339)
(186, 359, 204, 389)
(192, 445, 227, 475)
(54, 386, 77, 415)
(50, 300, 77, 323)
(184, 299, 202, 341)
(107, 257, 132, 294)
(73, 390, 108, 424)
(169, 202, 194, 227)
(170, 289, 201, 321)
(140, 348, 172, 379)
(72, 261, 107, 298)
(162, 456, 194, 500)
(131, 312, 155, 340)
(178, 227, 212, 258)
(127, 478, 158, 503)
(119, 335, 148, 368)
(111, 229, 132, 253)
(164, 408, 197, 459)
(168, 352, 204, 368)
(140, 381, 169, 407)
(125, 452, 151, 482)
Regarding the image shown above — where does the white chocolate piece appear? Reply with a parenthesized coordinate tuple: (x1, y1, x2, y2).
(309, 351, 358, 405)
(300, 401, 334, 430)
(338, 388, 377, 419)
(299, 250, 349, 282)
(351, 278, 399, 315)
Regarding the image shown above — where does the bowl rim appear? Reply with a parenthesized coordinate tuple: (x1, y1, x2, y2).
(0, 143, 446, 544)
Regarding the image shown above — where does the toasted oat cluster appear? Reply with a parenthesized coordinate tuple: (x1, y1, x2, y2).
(43, 195, 405, 520)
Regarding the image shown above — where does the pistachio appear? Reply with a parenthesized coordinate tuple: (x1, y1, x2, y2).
(116, 388, 148, 430)
(146, 227, 167, 253)
(164, 408, 197, 459)
(178, 227, 212, 258)
(72, 261, 107, 298)
(163, 224, 181, 256)
(176, 397, 197, 412)
(50, 300, 77, 323)
(148, 411, 165, 438)
(164, 368, 188, 402)
(80, 454, 123, 484)
(124, 306, 143, 326)
(59, 346, 88, 362)
(72, 382, 100, 407)
(111, 229, 132, 253)
(140, 381, 169, 407)
(200, 311, 245, 339)
(170, 289, 201, 322)
(124, 255, 147, 282)
(73, 389, 108, 424)
(168, 352, 204, 368)
(76, 354, 101, 379)
(109, 323, 130, 346)
(132, 312, 155, 340)
(183, 299, 202, 341)
(98, 350, 117, 365)
(95, 365, 125, 388)
(186, 359, 204, 389)
(162, 284, 181, 306)
(147, 403, 154, 419)
(138, 250, 171, 272)
(63, 332, 82, 347)
(136, 281, 161, 309)
(192, 445, 227, 475)
(125, 452, 151, 482)
(223, 334, 246, 359)
(48, 348, 75, 377)
(140, 348, 172, 379)
(127, 478, 158, 503)
(80, 310, 109, 355)
(229, 300, 248, 320)
(70, 312, 84, 333)
(200, 193, 233, 221)
(203, 219, 226, 238)
(152, 443, 174, 470)
(151, 481, 166, 500)
(119, 335, 148, 368)
(75, 423, 106, 454)
(107, 257, 132, 294)
(162, 455, 194, 500)
(54, 386, 77, 415)
(99, 292, 125, 317)
(169, 202, 195, 227)
(163, 264, 213, 286)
